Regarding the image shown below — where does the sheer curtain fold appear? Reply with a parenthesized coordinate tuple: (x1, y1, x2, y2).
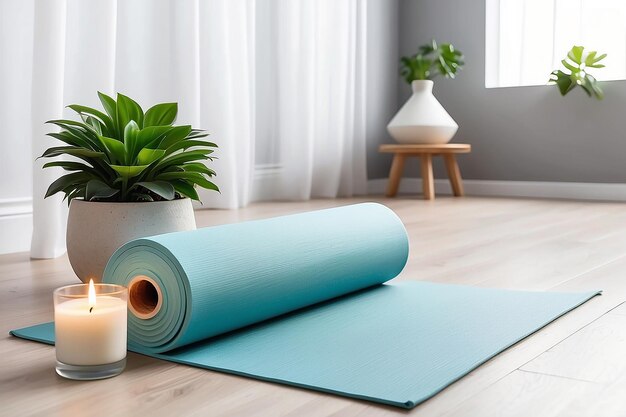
(195, 0, 256, 209)
(263, 0, 368, 200)
(30, 0, 69, 259)
(18, 0, 371, 258)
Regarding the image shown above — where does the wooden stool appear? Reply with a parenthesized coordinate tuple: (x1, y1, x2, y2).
(379, 143, 471, 200)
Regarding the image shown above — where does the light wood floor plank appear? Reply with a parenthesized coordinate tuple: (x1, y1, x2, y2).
(443, 370, 604, 417)
(609, 302, 626, 316)
(520, 313, 626, 384)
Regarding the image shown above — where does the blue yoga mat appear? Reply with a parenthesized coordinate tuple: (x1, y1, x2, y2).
(11, 203, 599, 408)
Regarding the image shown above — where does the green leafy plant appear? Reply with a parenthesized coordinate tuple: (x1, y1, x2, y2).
(41, 92, 218, 203)
(400, 39, 464, 83)
(549, 46, 606, 99)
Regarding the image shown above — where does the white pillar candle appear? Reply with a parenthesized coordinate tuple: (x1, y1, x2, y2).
(54, 280, 127, 366)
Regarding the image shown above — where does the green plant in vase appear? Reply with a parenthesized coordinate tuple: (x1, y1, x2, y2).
(388, 39, 464, 145)
(400, 39, 465, 83)
(41, 92, 218, 203)
(549, 46, 607, 100)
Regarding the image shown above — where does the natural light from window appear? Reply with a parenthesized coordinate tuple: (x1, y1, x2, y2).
(486, 0, 626, 88)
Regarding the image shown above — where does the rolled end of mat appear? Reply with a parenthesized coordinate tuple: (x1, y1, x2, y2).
(103, 243, 190, 352)
(128, 275, 163, 319)
(103, 203, 409, 353)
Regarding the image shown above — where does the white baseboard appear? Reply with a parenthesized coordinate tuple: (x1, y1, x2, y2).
(368, 178, 626, 202)
(251, 166, 284, 202)
(0, 197, 33, 255)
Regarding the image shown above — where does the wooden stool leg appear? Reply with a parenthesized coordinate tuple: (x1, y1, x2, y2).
(444, 154, 464, 197)
(386, 154, 406, 197)
(420, 154, 434, 200)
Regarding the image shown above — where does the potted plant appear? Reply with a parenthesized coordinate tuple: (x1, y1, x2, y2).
(41, 92, 219, 282)
(388, 39, 464, 144)
(549, 45, 606, 99)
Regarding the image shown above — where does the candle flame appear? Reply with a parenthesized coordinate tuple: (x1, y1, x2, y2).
(88, 279, 96, 311)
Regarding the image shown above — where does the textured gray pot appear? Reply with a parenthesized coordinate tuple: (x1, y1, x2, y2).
(66, 198, 196, 283)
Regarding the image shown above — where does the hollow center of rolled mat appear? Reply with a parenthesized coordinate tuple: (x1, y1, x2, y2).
(128, 275, 162, 319)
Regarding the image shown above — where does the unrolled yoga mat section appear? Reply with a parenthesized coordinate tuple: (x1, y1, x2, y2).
(10, 203, 600, 408)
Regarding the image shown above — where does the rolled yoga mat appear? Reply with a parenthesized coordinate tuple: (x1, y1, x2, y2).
(109, 202, 409, 353)
(11, 203, 600, 408)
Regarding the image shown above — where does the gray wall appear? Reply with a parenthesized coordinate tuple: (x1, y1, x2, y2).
(368, 0, 626, 182)
(365, 0, 399, 180)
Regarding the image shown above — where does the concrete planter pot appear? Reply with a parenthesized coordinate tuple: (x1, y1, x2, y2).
(387, 80, 458, 144)
(66, 198, 196, 283)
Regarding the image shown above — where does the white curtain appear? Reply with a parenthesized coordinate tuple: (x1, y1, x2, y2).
(254, 0, 368, 199)
(0, 0, 370, 258)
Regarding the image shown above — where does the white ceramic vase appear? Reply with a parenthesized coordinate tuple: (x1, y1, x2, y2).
(66, 198, 196, 283)
(387, 80, 458, 144)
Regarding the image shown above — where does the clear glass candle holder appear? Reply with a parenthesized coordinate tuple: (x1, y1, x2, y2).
(53, 282, 128, 380)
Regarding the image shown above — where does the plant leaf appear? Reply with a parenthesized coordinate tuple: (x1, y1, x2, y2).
(46, 132, 92, 149)
(137, 126, 172, 150)
(438, 55, 453, 78)
(156, 171, 219, 191)
(579, 80, 593, 97)
(185, 130, 210, 140)
(586, 74, 604, 99)
(155, 125, 193, 149)
(110, 164, 149, 178)
(183, 162, 216, 176)
(163, 140, 217, 156)
(45, 172, 94, 198)
(171, 180, 200, 201)
(98, 135, 127, 164)
(42, 161, 98, 175)
(561, 59, 579, 73)
(40, 146, 105, 159)
(137, 148, 166, 165)
(568, 46, 584, 64)
(98, 92, 118, 136)
(65, 187, 86, 205)
(123, 120, 141, 163)
(156, 150, 211, 169)
(67, 104, 116, 134)
(46, 120, 101, 149)
(134, 181, 176, 200)
(144, 103, 178, 127)
(67, 104, 110, 124)
(592, 53, 607, 64)
(400, 39, 463, 82)
(584, 51, 597, 66)
(549, 70, 575, 96)
(116, 93, 144, 131)
(84, 116, 103, 135)
(85, 179, 119, 201)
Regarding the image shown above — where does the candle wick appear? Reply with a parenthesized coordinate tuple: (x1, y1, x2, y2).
(89, 307, 93, 313)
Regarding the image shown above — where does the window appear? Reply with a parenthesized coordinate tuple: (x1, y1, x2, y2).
(486, 0, 626, 88)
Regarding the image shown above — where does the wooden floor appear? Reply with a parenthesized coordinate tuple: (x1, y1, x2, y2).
(2, 196, 626, 417)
